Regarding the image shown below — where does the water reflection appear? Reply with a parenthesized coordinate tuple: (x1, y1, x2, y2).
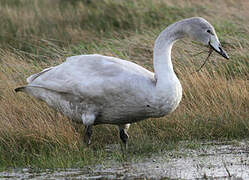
(1, 140, 249, 179)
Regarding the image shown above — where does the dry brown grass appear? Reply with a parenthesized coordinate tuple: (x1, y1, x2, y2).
(0, 51, 80, 147)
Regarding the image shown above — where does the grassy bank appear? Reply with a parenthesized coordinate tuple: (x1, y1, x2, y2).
(0, 0, 248, 169)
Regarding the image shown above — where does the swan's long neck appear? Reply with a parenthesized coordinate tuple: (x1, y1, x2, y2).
(153, 22, 185, 87)
(151, 21, 186, 114)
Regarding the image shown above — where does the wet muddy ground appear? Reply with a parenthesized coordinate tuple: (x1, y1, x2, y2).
(1, 140, 249, 179)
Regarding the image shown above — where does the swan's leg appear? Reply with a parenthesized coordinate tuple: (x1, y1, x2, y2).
(81, 113, 95, 145)
(119, 124, 130, 150)
(84, 125, 92, 145)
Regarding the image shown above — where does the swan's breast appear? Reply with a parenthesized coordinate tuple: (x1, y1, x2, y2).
(153, 78, 183, 117)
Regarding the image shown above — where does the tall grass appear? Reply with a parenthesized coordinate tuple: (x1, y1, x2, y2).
(0, 0, 248, 169)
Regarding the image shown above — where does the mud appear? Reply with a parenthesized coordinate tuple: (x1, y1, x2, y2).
(1, 140, 249, 179)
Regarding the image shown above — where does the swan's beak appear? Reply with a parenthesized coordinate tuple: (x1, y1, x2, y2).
(209, 36, 229, 59)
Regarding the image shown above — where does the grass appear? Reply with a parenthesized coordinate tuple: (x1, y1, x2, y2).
(0, 0, 248, 170)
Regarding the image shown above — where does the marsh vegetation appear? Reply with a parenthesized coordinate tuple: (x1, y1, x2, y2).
(0, 0, 248, 171)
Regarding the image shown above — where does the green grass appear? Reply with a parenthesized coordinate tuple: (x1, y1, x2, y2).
(0, 0, 248, 170)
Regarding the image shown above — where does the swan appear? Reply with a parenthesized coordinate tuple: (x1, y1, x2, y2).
(15, 17, 229, 148)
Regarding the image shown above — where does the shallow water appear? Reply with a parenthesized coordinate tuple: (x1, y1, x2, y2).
(1, 140, 249, 179)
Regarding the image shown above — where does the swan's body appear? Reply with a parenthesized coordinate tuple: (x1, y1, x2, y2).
(23, 54, 181, 125)
(15, 17, 228, 147)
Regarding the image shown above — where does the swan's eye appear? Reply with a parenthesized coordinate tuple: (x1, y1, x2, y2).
(207, 29, 213, 35)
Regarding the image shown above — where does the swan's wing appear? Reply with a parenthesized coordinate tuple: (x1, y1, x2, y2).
(27, 54, 155, 99)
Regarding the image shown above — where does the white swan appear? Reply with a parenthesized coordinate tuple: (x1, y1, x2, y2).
(15, 17, 229, 148)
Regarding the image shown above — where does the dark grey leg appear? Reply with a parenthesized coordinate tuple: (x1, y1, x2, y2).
(120, 129, 129, 148)
(84, 125, 92, 145)
(119, 124, 130, 150)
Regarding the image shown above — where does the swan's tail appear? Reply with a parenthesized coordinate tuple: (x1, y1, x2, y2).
(14, 86, 26, 93)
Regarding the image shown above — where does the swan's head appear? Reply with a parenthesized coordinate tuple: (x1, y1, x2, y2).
(185, 17, 229, 59)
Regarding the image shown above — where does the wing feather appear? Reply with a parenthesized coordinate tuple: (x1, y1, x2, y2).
(27, 67, 54, 83)
(27, 55, 155, 99)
